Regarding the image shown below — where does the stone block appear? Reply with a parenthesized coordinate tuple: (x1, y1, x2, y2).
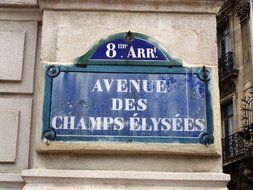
(0, 97, 32, 171)
(0, 8, 42, 21)
(41, 11, 217, 66)
(0, 173, 24, 190)
(0, 0, 37, 7)
(22, 169, 230, 190)
(38, 0, 223, 14)
(0, 21, 37, 94)
(0, 110, 19, 162)
(0, 31, 25, 81)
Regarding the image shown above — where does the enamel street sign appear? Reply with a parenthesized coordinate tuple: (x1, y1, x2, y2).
(42, 32, 213, 145)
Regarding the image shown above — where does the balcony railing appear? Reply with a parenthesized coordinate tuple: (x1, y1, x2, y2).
(222, 124, 253, 165)
(218, 52, 239, 81)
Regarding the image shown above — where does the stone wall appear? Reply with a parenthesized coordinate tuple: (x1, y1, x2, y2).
(0, 3, 41, 189)
(0, 0, 230, 189)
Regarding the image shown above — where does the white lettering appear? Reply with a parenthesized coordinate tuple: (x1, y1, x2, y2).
(146, 48, 155, 58)
(124, 99, 135, 111)
(143, 80, 153, 92)
(184, 118, 194, 131)
(103, 117, 113, 130)
(104, 79, 114, 91)
(89, 117, 102, 130)
(141, 118, 152, 131)
(111, 98, 123, 111)
(137, 99, 147, 111)
(161, 118, 172, 131)
(129, 80, 140, 92)
(130, 117, 141, 130)
(92, 79, 103, 92)
(77, 117, 87, 130)
(150, 118, 161, 131)
(63, 116, 75, 129)
(156, 80, 167, 93)
(195, 118, 205, 131)
(116, 79, 128, 92)
(127, 46, 137, 58)
(52, 116, 63, 129)
(172, 118, 183, 131)
(137, 48, 146, 58)
(114, 117, 124, 130)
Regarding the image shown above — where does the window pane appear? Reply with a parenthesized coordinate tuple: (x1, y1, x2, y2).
(227, 117, 234, 136)
(227, 103, 233, 116)
(221, 101, 234, 137)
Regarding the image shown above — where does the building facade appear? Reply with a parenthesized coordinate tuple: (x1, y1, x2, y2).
(217, 0, 253, 189)
(0, 0, 230, 189)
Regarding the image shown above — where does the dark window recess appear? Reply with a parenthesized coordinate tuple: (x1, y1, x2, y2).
(221, 101, 234, 138)
(218, 52, 239, 82)
(217, 18, 239, 83)
(217, 21, 230, 57)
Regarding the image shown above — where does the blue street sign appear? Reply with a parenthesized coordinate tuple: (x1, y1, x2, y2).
(42, 65, 213, 144)
(91, 38, 168, 61)
(42, 32, 213, 144)
(75, 32, 182, 67)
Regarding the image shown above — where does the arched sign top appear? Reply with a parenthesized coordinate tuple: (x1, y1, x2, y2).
(75, 32, 183, 67)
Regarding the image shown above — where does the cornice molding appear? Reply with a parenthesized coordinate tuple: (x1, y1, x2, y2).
(0, 8, 42, 21)
(38, 0, 224, 14)
(0, 0, 38, 8)
(237, 0, 250, 23)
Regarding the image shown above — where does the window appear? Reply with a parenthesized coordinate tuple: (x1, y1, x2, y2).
(221, 101, 234, 138)
(217, 16, 231, 58)
(221, 28, 231, 55)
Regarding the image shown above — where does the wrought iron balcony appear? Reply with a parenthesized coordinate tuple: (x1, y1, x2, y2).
(218, 52, 239, 82)
(222, 124, 253, 165)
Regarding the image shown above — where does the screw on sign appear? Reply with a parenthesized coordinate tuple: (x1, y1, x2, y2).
(46, 65, 60, 78)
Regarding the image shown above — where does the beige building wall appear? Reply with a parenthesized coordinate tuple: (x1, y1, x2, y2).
(0, 1, 42, 189)
(0, 0, 230, 189)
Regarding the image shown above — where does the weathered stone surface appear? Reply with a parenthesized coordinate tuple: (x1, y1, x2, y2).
(0, 0, 37, 7)
(37, 140, 220, 156)
(22, 169, 230, 190)
(0, 97, 32, 172)
(0, 0, 228, 189)
(0, 21, 37, 93)
(39, 0, 223, 14)
(0, 110, 19, 162)
(0, 8, 42, 21)
(0, 173, 24, 190)
(33, 0, 223, 176)
(40, 11, 217, 66)
(0, 31, 25, 81)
